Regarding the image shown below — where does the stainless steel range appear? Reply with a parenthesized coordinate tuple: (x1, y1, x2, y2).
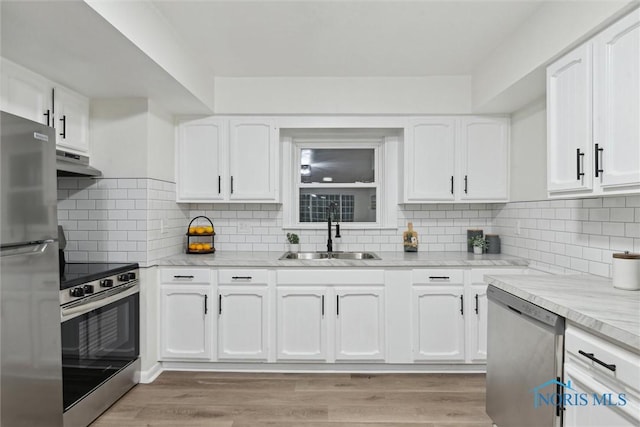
(60, 262, 140, 427)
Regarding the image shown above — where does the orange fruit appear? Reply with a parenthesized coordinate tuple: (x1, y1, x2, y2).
(204, 226, 213, 233)
(195, 243, 204, 251)
(188, 227, 196, 234)
(202, 243, 211, 250)
(195, 227, 205, 234)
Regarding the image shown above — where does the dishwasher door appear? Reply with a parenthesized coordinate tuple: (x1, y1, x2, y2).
(486, 286, 564, 427)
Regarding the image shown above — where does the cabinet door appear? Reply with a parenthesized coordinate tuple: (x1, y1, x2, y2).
(547, 43, 593, 194)
(459, 117, 509, 201)
(335, 287, 385, 361)
(176, 117, 226, 202)
(564, 364, 639, 427)
(228, 119, 278, 201)
(276, 287, 327, 361)
(1, 59, 52, 125)
(405, 118, 456, 201)
(160, 286, 212, 360)
(465, 284, 488, 363)
(412, 286, 465, 361)
(54, 87, 89, 153)
(593, 10, 640, 189)
(218, 286, 268, 360)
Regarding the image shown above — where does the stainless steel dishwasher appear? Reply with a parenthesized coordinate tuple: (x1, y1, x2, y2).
(486, 285, 565, 427)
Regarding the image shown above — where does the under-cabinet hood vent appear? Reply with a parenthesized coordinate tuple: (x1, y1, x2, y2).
(56, 150, 102, 177)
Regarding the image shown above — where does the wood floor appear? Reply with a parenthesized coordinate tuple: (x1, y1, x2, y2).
(91, 372, 493, 427)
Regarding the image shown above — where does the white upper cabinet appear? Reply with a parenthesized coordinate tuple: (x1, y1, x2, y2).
(176, 117, 279, 203)
(405, 118, 457, 201)
(53, 87, 89, 154)
(1, 59, 52, 126)
(1, 58, 90, 154)
(459, 117, 509, 201)
(176, 117, 225, 201)
(228, 119, 278, 201)
(547, 43, 593, 194)
(402, 116, 509, 203)
(547, 9, 640, 197)
(593, 10, 640, 190)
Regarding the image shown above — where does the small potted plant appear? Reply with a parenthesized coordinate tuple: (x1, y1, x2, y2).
(286, 232, 300, 252)
(469, 235, 488, 254)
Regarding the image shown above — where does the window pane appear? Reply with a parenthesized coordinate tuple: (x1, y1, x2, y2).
(299, 188, 376, 223)
(300, 149, 375, 183)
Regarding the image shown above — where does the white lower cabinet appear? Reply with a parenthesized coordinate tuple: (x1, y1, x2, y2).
(335, 287, 385, 361)
(564, 324, 640, 427)
(160, 286, 213, 360)
(217, 285, 269, 360)
(412, 285, 465, 362)
(276, 287, 328, 361)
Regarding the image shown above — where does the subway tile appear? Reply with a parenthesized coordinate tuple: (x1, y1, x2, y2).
(589, 208, 610, 221)
(589, 235, 610, 249)
(610, 208, 634, 222)
(603, 197, 626, 207)
(582, 198, 603, 208)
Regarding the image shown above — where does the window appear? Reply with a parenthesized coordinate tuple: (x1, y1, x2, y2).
(281, 130, 399, 229)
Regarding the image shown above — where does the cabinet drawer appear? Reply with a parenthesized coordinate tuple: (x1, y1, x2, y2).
(412, 269, 464, 284)
(160, 268, 211, 284)
(277, 269, 384, 285)
(565, 324, 640, 395)
(219, 269, 269, 284)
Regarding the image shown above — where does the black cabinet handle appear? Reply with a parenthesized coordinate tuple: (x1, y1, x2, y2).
(173, 275, 194, 279)
(231, 176, 234, 194)
(576, 148, 585, 180)
(450, 176, 454, 195)
(595, 144, 604, 177)
(218, 176, 221, 194)
(321, 295, 325, 317)
(44, 110, 51, 127)
(474, 294, 479, 314)
(204, 294, 208, 315)
(218, 295, 222, 315)
(460, 295, 464, 315)
(429, 276, 450, 280)
(336, 295, 339, 316)
(578, 350, 616, 372)
(231, 276, 252, 280)
(464, 175, 468, 194)
(59, 115, 66, 139)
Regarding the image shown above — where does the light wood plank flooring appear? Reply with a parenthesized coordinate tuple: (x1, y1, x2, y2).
(91, 372, 492, 427)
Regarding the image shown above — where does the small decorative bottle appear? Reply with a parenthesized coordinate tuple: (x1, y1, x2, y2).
(403, 222, 419, 252)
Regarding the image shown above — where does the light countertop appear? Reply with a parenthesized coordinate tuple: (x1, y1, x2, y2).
(156, 251, 529, 268)
(486, 274, 640, 352)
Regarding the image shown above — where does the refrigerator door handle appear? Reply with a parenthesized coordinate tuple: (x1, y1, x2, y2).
(0, 240, 54, 257)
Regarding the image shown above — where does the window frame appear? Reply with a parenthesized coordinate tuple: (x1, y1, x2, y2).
(283, 136, 396, 230)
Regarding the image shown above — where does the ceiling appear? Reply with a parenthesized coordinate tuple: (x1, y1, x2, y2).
(150, 0, 543, 77)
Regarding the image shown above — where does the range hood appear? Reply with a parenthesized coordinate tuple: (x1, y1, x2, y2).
(56, 150, 102, 177)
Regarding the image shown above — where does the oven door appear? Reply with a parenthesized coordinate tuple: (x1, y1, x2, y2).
(61, 284, 139, 412)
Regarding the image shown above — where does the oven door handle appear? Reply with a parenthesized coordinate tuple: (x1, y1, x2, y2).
(61, 283, 139, 322)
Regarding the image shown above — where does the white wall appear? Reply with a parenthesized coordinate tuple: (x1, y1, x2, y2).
(509, 98, 548, 202)
(147, 101, 175, 182)
(214, 76, 472, 114)
(90, 98, 149, 178)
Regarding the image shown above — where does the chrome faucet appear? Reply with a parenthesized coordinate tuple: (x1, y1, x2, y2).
(326, 202, 341, 252)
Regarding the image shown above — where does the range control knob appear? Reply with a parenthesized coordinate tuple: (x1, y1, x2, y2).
(117, 274, 129, 282)
(100, 279, 114, 288)
(83, 284, 94, 294)
(70, 287, 84, 298)
(127, 272, 136, 280)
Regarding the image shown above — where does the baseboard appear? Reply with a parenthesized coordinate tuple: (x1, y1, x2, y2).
(139, 362, 163, 383)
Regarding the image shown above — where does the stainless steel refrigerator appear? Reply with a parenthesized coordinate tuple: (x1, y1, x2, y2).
(0, 111, 63, 426)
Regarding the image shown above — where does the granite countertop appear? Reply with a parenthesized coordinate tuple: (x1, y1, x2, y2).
(486, 274, 640, 352)
(156, 251, 529, 268)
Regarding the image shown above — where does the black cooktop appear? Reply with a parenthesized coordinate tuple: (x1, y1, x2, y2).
(60, 262, 139, 290)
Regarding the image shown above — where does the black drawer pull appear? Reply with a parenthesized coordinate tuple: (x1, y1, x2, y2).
(232, 276, 252, 280)
(578, 350, 616, 372)
(173, 275, 194, 279)
(429, 276, 450, 280)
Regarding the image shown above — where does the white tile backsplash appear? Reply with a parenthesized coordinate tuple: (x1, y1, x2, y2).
(58, 179, 639, 278)
(494, 195, 640, 277)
